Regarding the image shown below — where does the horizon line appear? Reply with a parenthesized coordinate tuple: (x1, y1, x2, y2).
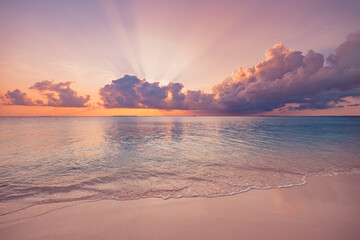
(0, 115, 359, 117)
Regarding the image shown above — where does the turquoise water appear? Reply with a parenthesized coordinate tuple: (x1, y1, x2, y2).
(0, 116, 360, 220)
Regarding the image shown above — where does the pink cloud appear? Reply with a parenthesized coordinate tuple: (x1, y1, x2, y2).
(1, 89, 37, 106)
(212, 30, 360, 113)
(1, 80, 90, 107)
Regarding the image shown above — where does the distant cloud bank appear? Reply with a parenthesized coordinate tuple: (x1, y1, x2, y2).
(1, 80, 90, 107)
(2, 30, 360, 113)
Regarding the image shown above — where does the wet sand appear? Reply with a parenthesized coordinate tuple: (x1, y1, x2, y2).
(0, 174, 360, 240)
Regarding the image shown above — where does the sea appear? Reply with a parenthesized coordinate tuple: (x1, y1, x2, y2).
(0, 116, 359, 222)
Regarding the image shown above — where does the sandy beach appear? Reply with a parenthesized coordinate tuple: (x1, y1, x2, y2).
(0, 173, 359, 240)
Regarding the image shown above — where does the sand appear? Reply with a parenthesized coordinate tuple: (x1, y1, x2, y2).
(0, 173, 360, 240)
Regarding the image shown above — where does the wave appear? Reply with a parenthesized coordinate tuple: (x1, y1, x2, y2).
(1, 166, 359, 224)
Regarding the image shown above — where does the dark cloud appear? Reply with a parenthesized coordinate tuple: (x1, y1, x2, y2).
(348, 103, 360, 107)
(1, 81, 90, 107)
(1, 89, 37, 106)
(211, 30, 360, 113)
(99, 75, 216, 110)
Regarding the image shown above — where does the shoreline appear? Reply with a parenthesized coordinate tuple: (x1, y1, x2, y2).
(1, 173, 360, 240)
(0, 169, 354, 224)
(2, 168, 358, 219)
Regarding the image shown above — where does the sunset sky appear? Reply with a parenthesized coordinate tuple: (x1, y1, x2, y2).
(1, 0, 360, 116)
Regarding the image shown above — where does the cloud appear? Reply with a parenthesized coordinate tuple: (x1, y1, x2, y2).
(1, 89, 37, 106)
(99, 75, 171, 108)
(99, 75, 216, 110)
(1, 81, 90, 107)
(211, 30, 360, 113)
(99, 31, 360, 114)
(30, 80, 90, 107)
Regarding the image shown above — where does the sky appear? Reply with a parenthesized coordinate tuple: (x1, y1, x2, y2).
(1, 0, 360, 116)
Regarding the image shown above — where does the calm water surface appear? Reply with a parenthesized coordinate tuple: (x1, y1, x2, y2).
(0, 116, 359, 221)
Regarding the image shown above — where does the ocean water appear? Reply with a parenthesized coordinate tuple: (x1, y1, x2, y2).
(0, 116, 360, 221)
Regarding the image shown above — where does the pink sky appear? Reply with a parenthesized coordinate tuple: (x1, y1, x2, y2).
(1, 0, 360, 116)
